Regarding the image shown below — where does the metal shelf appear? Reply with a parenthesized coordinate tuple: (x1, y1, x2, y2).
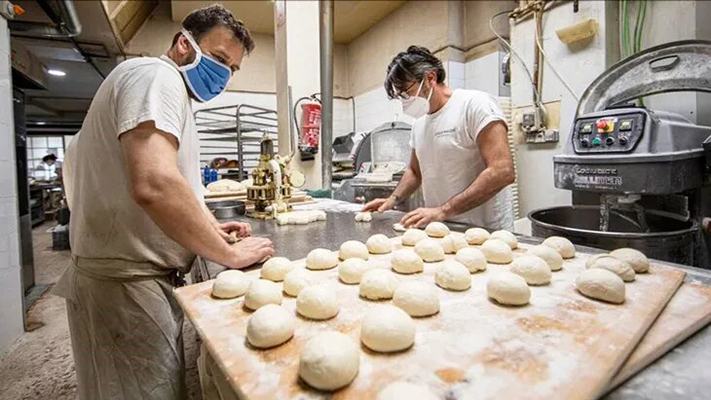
(195, 104, 279, 180)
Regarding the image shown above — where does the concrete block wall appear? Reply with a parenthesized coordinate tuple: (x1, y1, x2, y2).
(0, 16, 25, 355)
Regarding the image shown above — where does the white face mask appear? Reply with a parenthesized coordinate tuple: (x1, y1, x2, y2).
(400, 80, 433, 119)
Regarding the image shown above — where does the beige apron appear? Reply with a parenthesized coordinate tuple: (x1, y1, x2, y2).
(53, 256, 189, 400)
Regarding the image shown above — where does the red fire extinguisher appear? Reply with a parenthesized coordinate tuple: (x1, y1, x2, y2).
(295, 95, 321, 156)
(300, 103, 321, 153)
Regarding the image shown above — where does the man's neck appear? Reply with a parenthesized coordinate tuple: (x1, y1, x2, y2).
(429, 85, 453, 114)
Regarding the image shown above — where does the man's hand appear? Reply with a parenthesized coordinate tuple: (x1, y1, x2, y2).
(229, 237, 275, 269)
(362, 196, 397, 213)
(400, 207, 447, 229)
(215, 221, 252, 243)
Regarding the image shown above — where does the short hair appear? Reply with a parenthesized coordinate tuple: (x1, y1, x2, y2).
(43, 154, 57, 162)
(385, 46, 446, 99)
(172, 4, 255, 54)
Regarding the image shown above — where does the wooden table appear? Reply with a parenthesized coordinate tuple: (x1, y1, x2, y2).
(176, 225, 709, 400)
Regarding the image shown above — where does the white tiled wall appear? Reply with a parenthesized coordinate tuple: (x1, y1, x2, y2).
(354, 87, 414, 133)
(465, 51, 503, 95)
(446, 61, 466, 90)
(0, 16, 24, 356)
(333, 98, 354, 138)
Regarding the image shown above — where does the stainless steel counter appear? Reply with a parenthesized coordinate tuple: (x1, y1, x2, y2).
(209, 207, 711, 399)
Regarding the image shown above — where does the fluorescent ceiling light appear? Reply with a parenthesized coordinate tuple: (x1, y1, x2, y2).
(47, 69, 66, 77)
(36, 122, 46, 125)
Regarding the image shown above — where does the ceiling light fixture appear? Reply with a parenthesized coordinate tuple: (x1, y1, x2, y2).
(47, 69, 66, 77)
(36, 122, 46, 125)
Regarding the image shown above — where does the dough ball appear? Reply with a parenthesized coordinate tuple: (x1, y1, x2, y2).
(207, 179, 242, 192)
(610, 248, 650, 273)
(306, 248, 339, 270)
(339, 240, 369, 261)
(391, 249, 424, 274)
(283, 268, 314, 297)
(414, 238, 445, 262)
(481, 239, 514, 264)
(487, 272, 531, 306)
(359, 269, 399, 300)
(585, 253, 611, 268)
(212, 270, 249, 299)
(296, 284, 340, 320)
(490, 230, 518, 249)
(246, 304, 295, 348)
(435, 260, 472, 291)
(392, 223, 406, 232)
(299, 331, 360, 391)
(401, 229, 428, 246)
(455, 247, 487, 272)
(510, 255, 552, 285)
(440, 234, 469, 254)
(464, 227, 490, 245)
(366, 234, 393, 254)
(338, 258, 371, 284)
(377, 381, 439, 400)
(393, 281, 439, 317)
(355, 212, 372, 222)
(587, 256, 635, 282)
(542, 236, 576, 259)
(576, 268, 626, 304)
(260, 257, 294, 282)
(361, 306, 415, 352)
(425, 222, 450, 238)
(244, 279, 283, 310)
(527, 245, 563, 271)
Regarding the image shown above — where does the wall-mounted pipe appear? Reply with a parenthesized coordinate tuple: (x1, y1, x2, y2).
(319, 0, 334, 190)
(9, 0, 81, 38)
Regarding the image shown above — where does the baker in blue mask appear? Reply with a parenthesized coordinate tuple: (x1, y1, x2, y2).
(54, 5, 274, 400)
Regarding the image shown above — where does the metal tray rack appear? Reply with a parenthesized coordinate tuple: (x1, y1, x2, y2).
(195, 104, 279, 180)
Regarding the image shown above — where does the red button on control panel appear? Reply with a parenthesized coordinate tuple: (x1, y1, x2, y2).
(596, 120, 608, 130)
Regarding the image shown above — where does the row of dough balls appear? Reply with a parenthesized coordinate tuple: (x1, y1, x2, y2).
(212, 256, 429, 391)
(576, 247, 650, 304)
(209, 234, 584, 393)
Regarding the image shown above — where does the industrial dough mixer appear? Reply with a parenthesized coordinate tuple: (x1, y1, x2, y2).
(530, 40, 711, 267)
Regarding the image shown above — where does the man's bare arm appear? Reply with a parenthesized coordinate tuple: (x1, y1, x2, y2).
(440, 121, 515, 217)
(120, 121, 272, 269)
(362, 150, 422, 212)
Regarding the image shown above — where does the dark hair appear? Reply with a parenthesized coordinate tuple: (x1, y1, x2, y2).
(172, 4, 255, 54)
(42, 154, 57, 162)
(385, 46, 445, 99)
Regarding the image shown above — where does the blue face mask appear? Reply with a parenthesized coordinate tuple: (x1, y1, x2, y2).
(178, 30, 232, 102)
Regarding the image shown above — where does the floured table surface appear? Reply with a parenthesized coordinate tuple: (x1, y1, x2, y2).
(175, 234, 686, 400)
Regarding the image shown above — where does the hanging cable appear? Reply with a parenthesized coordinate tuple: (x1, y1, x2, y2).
(489, 9, 544, 110)
(532, 6, 580, 102)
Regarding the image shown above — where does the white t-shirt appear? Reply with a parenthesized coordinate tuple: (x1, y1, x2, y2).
(409, 89, 514, 231)
(65, 56, 203, 271)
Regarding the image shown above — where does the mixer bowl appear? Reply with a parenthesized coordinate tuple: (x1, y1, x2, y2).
(529, 205, 697, 265)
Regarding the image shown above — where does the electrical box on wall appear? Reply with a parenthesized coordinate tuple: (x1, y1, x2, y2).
(512, 100, 562, 144)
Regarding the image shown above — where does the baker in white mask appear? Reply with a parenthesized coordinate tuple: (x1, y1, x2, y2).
(363, 46, 516, 231)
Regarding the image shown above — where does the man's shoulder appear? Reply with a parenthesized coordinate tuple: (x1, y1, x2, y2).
(113, 57, 182, 81)
(454, 89, 497, 103)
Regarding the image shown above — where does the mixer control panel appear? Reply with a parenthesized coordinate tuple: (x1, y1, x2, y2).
(573, 112, 645, 154)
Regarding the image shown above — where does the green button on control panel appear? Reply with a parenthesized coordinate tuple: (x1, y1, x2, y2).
(592, 137, 601, 147)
